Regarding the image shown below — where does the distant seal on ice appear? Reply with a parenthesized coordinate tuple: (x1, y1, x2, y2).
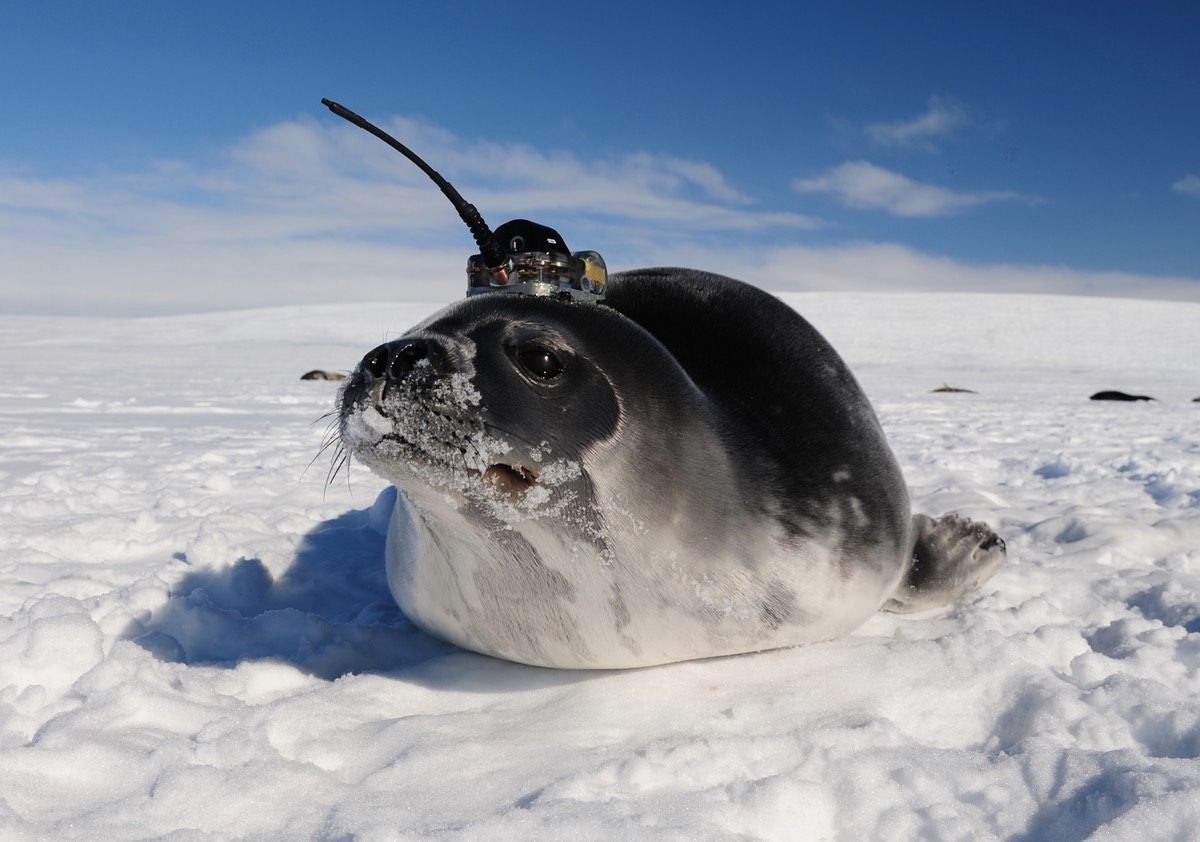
(302, 369, 347, 381)
(337, 268, 1006, 668)
(1090, 390, 1155, 402)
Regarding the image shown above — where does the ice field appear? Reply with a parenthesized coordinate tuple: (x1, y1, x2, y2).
(1, 290, 1199, 840)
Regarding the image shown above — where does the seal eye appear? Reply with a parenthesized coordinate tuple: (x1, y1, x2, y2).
(514, 344, 564, 381)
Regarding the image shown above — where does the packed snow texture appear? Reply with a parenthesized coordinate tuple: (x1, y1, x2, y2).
(1, 292, 1199, 840)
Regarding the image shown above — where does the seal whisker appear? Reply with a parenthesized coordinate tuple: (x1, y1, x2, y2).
(324, 445, 352, 494)
(314, 427, 342, 459)
(303, 417, 348, 481)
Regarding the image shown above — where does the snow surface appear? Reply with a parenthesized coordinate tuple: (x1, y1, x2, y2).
(1, 291, 1199, 840)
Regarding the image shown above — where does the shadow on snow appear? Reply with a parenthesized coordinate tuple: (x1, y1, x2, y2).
(123, 489, 601, 691)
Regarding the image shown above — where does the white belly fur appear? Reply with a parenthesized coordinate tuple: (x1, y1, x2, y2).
(385, 485, 907, 669)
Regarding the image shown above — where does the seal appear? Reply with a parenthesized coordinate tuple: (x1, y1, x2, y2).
(312, 100, 1006, 668)
(337, 268, 1006, 668)
(301, 369, 347, 381)
(1090, 390, 1155, 402)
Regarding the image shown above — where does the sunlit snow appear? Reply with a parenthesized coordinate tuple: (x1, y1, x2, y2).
(2, 292, 1199, 839)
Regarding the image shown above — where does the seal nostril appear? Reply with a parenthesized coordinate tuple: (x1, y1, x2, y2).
(389, 341, 428, 380)
(358, 338, 445, 389)
(362, 344, 390, 379)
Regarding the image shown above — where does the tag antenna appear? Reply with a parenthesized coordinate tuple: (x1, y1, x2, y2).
(320, 98, 504, 268)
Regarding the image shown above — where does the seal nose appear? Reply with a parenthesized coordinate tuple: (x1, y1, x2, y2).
(389, 341, 428, 380)
(359, 338, 445, 383)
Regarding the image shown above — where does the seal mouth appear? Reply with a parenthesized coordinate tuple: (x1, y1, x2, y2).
(482, 462, 540, 498)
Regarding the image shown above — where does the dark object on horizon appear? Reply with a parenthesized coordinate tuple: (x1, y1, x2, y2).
(1193, 397, 1200, 403)
(932, 384, 977, 394)
(1090, 390, 1155, 402)
(301, 370, 347, 381)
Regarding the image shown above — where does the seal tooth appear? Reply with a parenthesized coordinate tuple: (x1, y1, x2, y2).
(482, 463, 538, 498)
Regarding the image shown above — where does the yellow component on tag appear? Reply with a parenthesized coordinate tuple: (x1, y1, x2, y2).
(573, 251, 608, 295)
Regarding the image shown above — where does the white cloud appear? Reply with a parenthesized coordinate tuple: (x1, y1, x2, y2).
(1172, 174, 1200, 196)
(668, 241, 1200, 304)
(0, 115, 819, 315)
(793, 161, 1037, 217)
(866, 96, 968, 150)
(1, 115, 1197, 316)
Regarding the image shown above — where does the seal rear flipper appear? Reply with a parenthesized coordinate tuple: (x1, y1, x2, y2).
(883, 513, 1006, 613)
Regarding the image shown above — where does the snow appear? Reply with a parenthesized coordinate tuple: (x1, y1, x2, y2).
(1, 291, 1199, 840)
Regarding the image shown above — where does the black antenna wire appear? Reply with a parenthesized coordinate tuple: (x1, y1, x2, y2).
(320, 98, 504, 268)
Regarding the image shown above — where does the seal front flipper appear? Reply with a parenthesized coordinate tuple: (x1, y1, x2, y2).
(883, 513, 1006, 613)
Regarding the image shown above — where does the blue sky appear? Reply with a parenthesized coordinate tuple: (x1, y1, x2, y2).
(2, 1, 1199, 314)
